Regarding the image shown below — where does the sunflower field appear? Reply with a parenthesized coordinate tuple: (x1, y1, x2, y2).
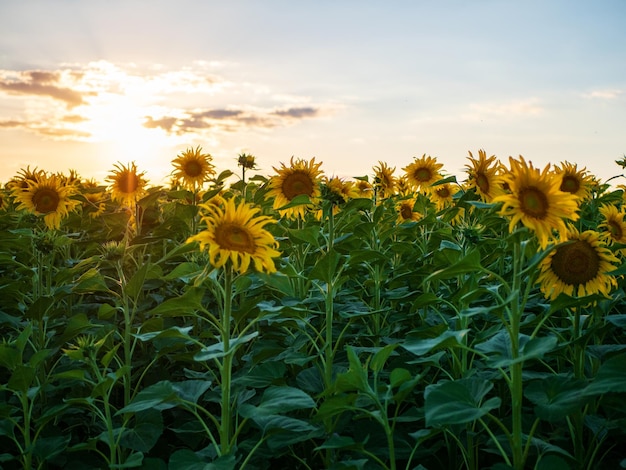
(1, 149, 626, 470)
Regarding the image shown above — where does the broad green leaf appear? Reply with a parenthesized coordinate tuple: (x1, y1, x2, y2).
(524, 376, 589, 422)
(424, 378, 501, 427)
(401, 329, 470, 356)
(583, 353, 626, 396)
(370, 344, 398, 373)
(475, 331, 558, 367)
(252, 414, 318, 434)
(56, 313, 96, 346)
(7, 365, 35, 393)
(110, 451, 144, 468)
(133, 326, 194, 342)
(288, 225, 321, 247)
(117, 381, 178, 414)
(234, 361, 286, 388)
(309, 250, 343, 283)
(425, 249, 482, 282)
(73, 267, 111, 293)
(194, 332, 259, 361)
(120, 409, 163, 452)
(241, 386, 316, 417)
(147, 287, 205, 317)
(171, 380, 212, 404)
(32, 434, 71, 462)
(0, 344, 20, 371)
(277, 193, 312, 210)
(606, 314, 626, 329)
(124, 262, 162, 299)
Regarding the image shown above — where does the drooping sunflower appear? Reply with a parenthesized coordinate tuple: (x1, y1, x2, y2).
(403, 154, 443, 191)
(428, 182, 459, 212)
(372, 161, 397, 199)
(396, 197, 422, 224)
(266, 157, 323, 218)
(464, 149, 505, 202)
(106, 162, 148, 207)
(492, 156, 579, 248)
(553, 161, 594, 201)
(598, 204, 626, 255)
(353, 177, 373, 199)
(536, 227, 619, 299)
(12, 173, 79, 230)
(172, 146, 216, 190)
(187, 197, 281, 274)
(8, 166, 45, 192)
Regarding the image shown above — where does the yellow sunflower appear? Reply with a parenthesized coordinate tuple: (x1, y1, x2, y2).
(598, 204, 626, 254)
(353, 177, 373, 199)
(8, 166, 45, 191)
(12, 173, 79, 230)
(492, 156, 579, 248)
(373, 161, 397, 199)
(396, 197, 422, 224)
(403, 154, 443, 191)
(266, 157, 323, 218)
(172, 146, 216, 190)
(428, 182, 459, 211)
(187, 197, 281, 274)
(553, 161, 594, 201)
(237, 153, 257, 170)
(537, 227, 619, 299)
(395, 175, 413, 196)
(464, 149, 505, 202)
(106, 162, 148, 207)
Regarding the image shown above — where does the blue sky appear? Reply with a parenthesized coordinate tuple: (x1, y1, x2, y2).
(1, 0, 625, 185)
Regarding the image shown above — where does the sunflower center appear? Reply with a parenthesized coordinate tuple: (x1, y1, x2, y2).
(476, 173, 490, 194)
(32, 187, 60, 213)
(184, 160, 204, 177)
(400, 203, 413, 220)
(436, 187, 450, 198)
(550, 240, 600, 286)
(415, 168, 432, 182)
(608, 220, 623, 240)
(118, 172, 139, 194)
(519, 187, 548, 219)
(215, 223, 256, 253)
(560, 176, 580, 194)
(282, 171, 314, 200)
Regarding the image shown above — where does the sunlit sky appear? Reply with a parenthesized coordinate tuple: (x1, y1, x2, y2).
(1, 0, 625, 187)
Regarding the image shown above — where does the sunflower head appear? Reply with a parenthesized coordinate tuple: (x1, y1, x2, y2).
(353, 177, 373, 199)
(537, 227, 619, 299)
(266, 157, 323, 218)
(553, 161, 594, 201)
(403, 154, 444, 191)
(598, 204, 626, 253)
(172, 146, 216, 190)
(12, 172, 79, 230)
(373, 161, 397, 200)
(237, 153, 257, 170)
(9, 166, 45, 191)
(492, 156, 579, 248)
(428, 182, 459, 211)
(106, 162, 148, 206)
(187, 197, 281, 274)
(396, 197, 422, 224)
(464, 149, 505, 202)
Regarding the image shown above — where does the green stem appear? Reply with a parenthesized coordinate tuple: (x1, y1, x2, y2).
(324, 204, 335, 389)
(220, 265, 234, 456)
(509, 241, 524, 470)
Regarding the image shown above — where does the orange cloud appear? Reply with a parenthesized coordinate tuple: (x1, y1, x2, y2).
(0, 70, 93, 108)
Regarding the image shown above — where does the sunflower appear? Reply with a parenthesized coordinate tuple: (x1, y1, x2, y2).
(464, 149, 505, 202)
(237, 153, 257, 170)
(187, 197, 281, 274)
(598, 204, 626, 254)
(428, 182, 459, 212)
(353, 177, 373, 199)
(403, 154, 443, 191)
(266, 157, 323, 218)
(172, 146, 216, 190)
(395, 175, 413, 196)
(537, 227, 619, 299)
(553, 161, 594, 201)
(8, 166, 45, 191)
(492, 156, 579, 248)
(106, 162, 148, 206)
(12, 173, 79, 230)
(372, 161, 397, 200)
(396, 197, 422, 224)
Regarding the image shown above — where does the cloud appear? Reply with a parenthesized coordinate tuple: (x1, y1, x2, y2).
(0, 70, 93, 108)
(582, 89, 623, 99)
(0, 118, 91, 139)
(143, 105, 324, 135)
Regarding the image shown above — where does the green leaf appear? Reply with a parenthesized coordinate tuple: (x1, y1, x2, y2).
(584, 354, 626, 396)
(370, 344, 397, 373)
(73, 267, 111, 293)
(240, 386, 316, 417)
(425, 249, 482, 282)
(120, 409, 163, 452)
(32, 434, 71, 462)
(277, 193, 312, 210)
(124, 262, 162, 299)
(7, 365, 35, 393)
(147, 287, 205, 317)
(110, 451, 144, 468)
(525, 376, 589, 422)
(309, 250, 343, 283)
(401, 329, 470, 356)
(424, 378, 501, 427)
(194, 332, 259, 361)
(171, 380, 212, 404)
(252, 414, 318, 434)
(288, 225, 321, 247)
(117, 381, 178, 414)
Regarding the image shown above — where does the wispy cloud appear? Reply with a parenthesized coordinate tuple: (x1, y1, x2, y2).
(581, 88, 623, 100)
(0, 61, 335, 142)
(464, 98, 544, 119)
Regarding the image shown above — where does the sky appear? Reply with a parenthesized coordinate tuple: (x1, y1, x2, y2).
(1, 0, 625, 187)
